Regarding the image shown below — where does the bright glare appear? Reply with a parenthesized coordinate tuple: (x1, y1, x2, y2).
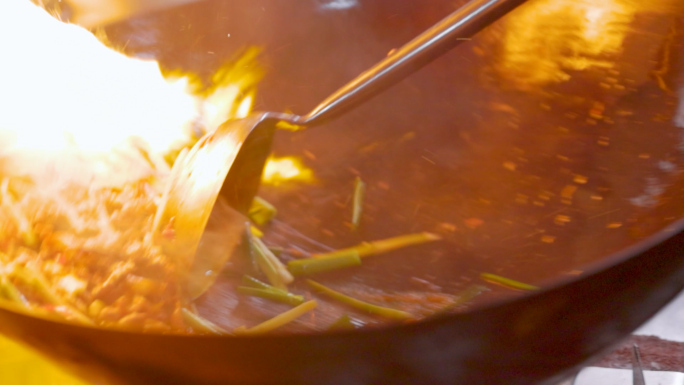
(0, 0, 260, 188)
(497, 0, 636, 87)
(262, 156, 314, 185)
(0, 0, 195, 155)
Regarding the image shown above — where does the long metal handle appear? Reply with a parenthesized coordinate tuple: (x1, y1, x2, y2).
(295, 0, 529, 126)
(631, 344, 646, 385)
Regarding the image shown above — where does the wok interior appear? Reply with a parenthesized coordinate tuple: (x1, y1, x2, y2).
(1, 0, 684, 384)
(95, 0, 684, 329)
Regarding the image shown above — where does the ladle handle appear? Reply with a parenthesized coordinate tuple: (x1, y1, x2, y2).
(295, 0, 529, 126)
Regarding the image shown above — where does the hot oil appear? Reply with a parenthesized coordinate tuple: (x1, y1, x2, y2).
(1, 0, 684, 336)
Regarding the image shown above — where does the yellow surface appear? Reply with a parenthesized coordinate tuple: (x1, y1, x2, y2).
(0, 335, 88, 385)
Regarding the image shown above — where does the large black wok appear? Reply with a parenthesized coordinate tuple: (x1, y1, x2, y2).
(6, 0, 684, 383)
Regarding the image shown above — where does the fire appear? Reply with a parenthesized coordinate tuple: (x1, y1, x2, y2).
(63, 0, 200, 29)
(0, 0, 262, 332)
(496, 0, 636, 87)
(0, 0, 260, 187)
(262, 156, 315, 185)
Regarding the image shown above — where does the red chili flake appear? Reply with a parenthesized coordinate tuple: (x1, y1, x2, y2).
(162, 228, 176, 240)
(162, 217, 176, 240)
(464, 218, 484, 229)
(303, 150, 316, 160)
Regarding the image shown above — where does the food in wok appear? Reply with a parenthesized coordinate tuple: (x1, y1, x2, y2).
(1, 0, 682, 342)
(0, 0, 500, 335)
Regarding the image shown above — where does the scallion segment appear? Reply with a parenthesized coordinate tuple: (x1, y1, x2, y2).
(480, 273, 539, 291)
(250, 225, 264, 238)
(11, 265, 92, 324)
(438, 285, 488, 313)
(306, 280, 413, 320)
(312, 232, 441, 259)
(241, 275, 275, 291)
(237, 286, 305, 306)
(0, 276, 29, 308)
(234, 300, 318, 335)
(181, 308, 228, 335)
(351, 177, 366, 229)
(287, 252, 361, 277)
(240, 276, 304, 305)
(328, 314, 358, 331)
(244, 223, 260, 273)
(245, 226, 293, 290)
(248, 196, 277, 226)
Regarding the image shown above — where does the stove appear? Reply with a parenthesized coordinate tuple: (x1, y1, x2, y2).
(567, 290, 684, 385)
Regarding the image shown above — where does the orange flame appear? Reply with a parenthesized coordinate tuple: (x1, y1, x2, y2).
(0, 0, 260, 188)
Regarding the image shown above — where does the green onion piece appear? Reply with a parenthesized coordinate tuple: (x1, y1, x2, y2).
(451, 285, 488, 306)
(438, 285, 488, 313)
(312, 232, 441, 259)
(306, 280, 413, 320)
(250, 225, 264, 238)
(237, 286, 305, 306)
(328, 314, 358, 331)
(181, 308, 228, 335)
(244, 223, 260, 273)
(241, 276, 304, 305)
(10, 265, 93, 324)
(287, 252, 361, 277)
(248, 231, 294, 291)
(351, 177, 366, 229)
(234, 300, 318, 335)
(248, 197, 277, 226)
(0, 276, 29, 308)
(1, 180, 36, 246)
(480, 273, 539, 291)
(242, 275, 276, 291)
(11, 265, 58, 304)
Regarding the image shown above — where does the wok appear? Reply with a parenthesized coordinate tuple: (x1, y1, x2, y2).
(6, 0, 684, 384)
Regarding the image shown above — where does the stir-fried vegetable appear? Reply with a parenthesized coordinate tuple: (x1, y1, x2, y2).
(306, 280, 413, 320)
(438, 285, 489, 313)
(0, 179, 36, 246)
(480, 273, 539, 291)
(0, 139, 484, 336)
(312, 232, 441, 259)
(241, 275, 277, 291)
(250, 225, 264, 238)
(237, 287, 305, 306)
(287, 252, 361, 277)
(181, 308, 228, 335)
(239, 275, 305, 306)
(11, 264, 92, 325)
(245, 225, 294, 290)
(234, 300, 318, 335)
(248, 197, 277, 226)
(0, 276, 29, 308)
(351, 177, 365, 229)
(328, 314, 359, 331)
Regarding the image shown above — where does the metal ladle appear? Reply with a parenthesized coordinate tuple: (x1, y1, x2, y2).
(153, 0, 530, 298)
